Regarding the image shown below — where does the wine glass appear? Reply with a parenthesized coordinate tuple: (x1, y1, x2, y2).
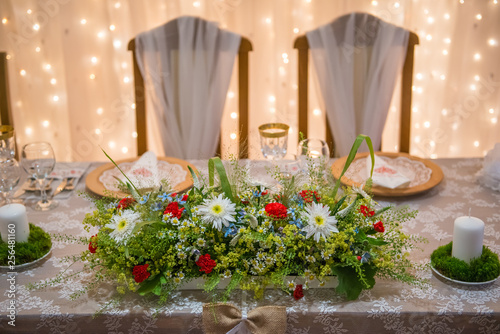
(258, 123, 289, 160)
(297, 138, 330, 171)
(0, 125, 16, 162)
(21, 142, 58, 211)
(0, 159, 21, 206)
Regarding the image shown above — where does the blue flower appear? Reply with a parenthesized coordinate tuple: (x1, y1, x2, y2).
(361, 252, 371, 264)
(151, 202, 164, 211)
(222, 223, 238, 238)
(139, 194, 150, 204)
(158, 192, 169, 202)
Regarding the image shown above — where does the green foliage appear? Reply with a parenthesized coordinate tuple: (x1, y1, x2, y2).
(431, 242, 500, 282)
(331, 264, 376, 300)
(0, 224, 52, 265)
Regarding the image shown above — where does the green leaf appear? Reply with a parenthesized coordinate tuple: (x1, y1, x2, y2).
(101, 147, 140, 194)
(366, 237, 389, 246)
(332, 135, 375, 199)
(188, 165, 199, 186)
(331, 195, 347, 214)
(137, 274, 161, 296)
(208, 157, 234, 202)
(331, 264, 376, 300)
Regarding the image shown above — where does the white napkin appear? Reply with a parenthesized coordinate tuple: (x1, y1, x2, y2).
(118, 151, 168, 190)
(477, 143, 500, 191)
(366, 155, 411, 189)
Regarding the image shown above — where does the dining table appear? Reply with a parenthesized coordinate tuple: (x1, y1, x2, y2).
(1, 157, 500, 334)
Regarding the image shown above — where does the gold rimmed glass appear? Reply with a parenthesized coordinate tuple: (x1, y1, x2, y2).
(258, 123, 289, 160)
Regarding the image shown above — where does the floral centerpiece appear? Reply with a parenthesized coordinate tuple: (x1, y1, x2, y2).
(45, 136, 426, 303)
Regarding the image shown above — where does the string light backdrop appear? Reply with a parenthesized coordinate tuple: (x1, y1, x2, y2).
(0, 0, 498, 161)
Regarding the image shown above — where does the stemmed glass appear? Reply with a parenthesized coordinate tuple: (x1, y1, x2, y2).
(0, 125, 16, 161)
(258, 123, 290, 160)
(0, 159, 21, 206)
(21, 142, 58, 211)
(296, 138, 330, 172)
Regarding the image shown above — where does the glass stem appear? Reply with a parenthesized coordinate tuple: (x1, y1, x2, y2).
(39, 178, 48, 203)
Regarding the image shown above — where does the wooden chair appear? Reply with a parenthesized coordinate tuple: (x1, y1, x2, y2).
(0, 52, 13, 126)
(128, 34, 252, 159)
(294, 20, 419, 157)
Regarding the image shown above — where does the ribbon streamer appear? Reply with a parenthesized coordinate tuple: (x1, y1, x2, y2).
(202, 303, 286, 334)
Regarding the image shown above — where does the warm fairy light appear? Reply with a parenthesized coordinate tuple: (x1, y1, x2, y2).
(313, 108, 321, 116)
(442, 50, 448, 55)
(444, 38, 451, 44)
(426, 34, 432, 41)
(282, 53, 288, 59)
(440, 74, 446, 80)
(132, 132, 138, 138)
(97, 31, 105, 38)
(412, 107, 418, 113)
(123, 76, 130, 83)
(429, 140, 435, 147)
(95, 129, 101, 135)
(27, 9, 32, 14)
(416, 87, 423, 94)
(474, 75, 480, 81)
(470, 84, 476, 91)
(44, 64, 51, 70)
(427, 17, 434, 24)
(230, 112, 237, 119)
(441, 109, 448, 115)
(474, 141, 480, 147)
(33, 23, 40, 31)
(305, 0, 312, 3)
(452, 123, 459, 130)
(268, 95, 276, 103)
(289, 127, 294, 134)
(230, 133, 237, 140)
(371, 1, 378, 6)
(5, 55, 11, 60)
(53, 95, 60, 102)
(414, 136, 421, 143)
(459, 0, 464, 3)
(394, 2, 400, 8)
(475, 14, 482, 20)
(50, 78, 56, 85)
(113, 40, 122, 48)
(25, 127, 32, 135)
(121, 147, 128, 153)
(131, 103, 136, 109)
(91, 57, 98, 63)
(114, 2, 121, 8)
(474, 53, 481, 60)
(293, 28, 299, 33)
(35, 46, 41, 52)
(424, 9, 429, 14)
(444, 13, 450, 20)
(97, 107, 103, 115)
(492, 118, 498, 124)
(121, 62, 127, 69)
(430, 154, 438, 159)
(489, 108, 495, 114)
(193, 1, 201, 7)
(20, 69, 26, 76)
(416, 73, 423, 80)
(109, 141, 116, 149)
(227, 91, 235, 99)
(265, 17, 272, 24)
(90, 74, 96, 80)
(42, 120, 50, 128)
(424, 121, 430, 128)
(279, 66, 286, 75)
(80, 19, 87, 25)
(2, 18, 7, 24)
(488, 39, 498, 46)
(109, 24, 116, 31)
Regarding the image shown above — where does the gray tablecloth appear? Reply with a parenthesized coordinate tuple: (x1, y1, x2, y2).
(1, 158, 500, 333)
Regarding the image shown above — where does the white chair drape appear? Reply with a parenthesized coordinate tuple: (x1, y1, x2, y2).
(135, 16, 241, 159)
(307, 12, 409, 156)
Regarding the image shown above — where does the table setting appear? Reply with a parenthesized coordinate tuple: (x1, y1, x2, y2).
(1, 123, 500, 333)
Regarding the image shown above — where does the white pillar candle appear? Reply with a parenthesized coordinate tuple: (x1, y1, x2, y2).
(0, 204, 30, 243)
(451, 216, 484, 263)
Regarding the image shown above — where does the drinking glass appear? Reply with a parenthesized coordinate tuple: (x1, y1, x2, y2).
(0, 125, 16, 161)
(258, 123, 289, 160)
(0, 159, 21, 205)
(296, 138, 330, 171)
(21, 142, 58, 211)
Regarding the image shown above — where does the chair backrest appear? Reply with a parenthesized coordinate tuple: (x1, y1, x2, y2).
(294, 14, 419, 156)
(128, 22, 252, 159)
(0, 52, 13, 126)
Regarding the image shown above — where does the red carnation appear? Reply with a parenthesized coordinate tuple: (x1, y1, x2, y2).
(164, 202, 185, 219)
(88, 235, 98, 253)
(117, 197, 135, 209)
(196, 254, 217, 274)
(265, 202, 288, 220)
(374, 221, 385, 233)
(181, 194, 188, 202)
(357, 256, 362, 261)
(293, 284, 304, 300)
(299, 190, 321, 203)
(359, 205, 375, 217)
(132, 264, 150, 283)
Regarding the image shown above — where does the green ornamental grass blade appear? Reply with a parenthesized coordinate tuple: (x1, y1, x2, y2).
(208, 157, 234, 202)
(332, 135, 375, 199)
(101, 147, 140, 195)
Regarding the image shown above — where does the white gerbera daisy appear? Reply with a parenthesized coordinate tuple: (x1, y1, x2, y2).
(196, 194, 236, 230)
(302, 203, 339, 242)
(105, 210, 141, 245)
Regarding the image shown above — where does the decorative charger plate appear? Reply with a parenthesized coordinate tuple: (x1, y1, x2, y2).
(86, 157, 196, 198)
(431, 265, 499, 286)
(331, 152, 444, 197)
(0, 248, 52, 271)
